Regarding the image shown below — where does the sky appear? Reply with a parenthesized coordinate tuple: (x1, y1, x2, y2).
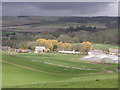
(2, 2, 118, 16)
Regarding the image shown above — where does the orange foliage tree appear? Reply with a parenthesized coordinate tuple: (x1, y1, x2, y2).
(83, 41, 92, 52)
(57, 41, 64, 50)
(52, 40, 58, 46)
(64, 43, 72, 50)
(36, 38, 72, 51)
(36, 38, 46, 46)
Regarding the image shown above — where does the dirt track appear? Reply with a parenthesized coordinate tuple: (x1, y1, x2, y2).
(0, 60, 50, 74)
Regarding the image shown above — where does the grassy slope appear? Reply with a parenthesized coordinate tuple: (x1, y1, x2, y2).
(72, 43, 119, 49)
(3, 16, 106, 32)
(2, 52, 118, 88)
(92, 44, 119, 50)
(72, 42, 119, 50)
(99, 29, 118, 35)
(3, 16, 105, 27)
(2, 62, 118, 88)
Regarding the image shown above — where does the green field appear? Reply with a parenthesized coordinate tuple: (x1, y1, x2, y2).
(92, 44, 119, 50)
(2, 51, 118, 88)
(72, 43, 119, 50)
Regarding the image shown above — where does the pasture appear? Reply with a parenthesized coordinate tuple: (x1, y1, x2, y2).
(2, 51, 118, 88)
(72, 43, 120, 50)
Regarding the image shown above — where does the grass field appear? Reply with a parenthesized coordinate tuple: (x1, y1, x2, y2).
(2, 51, 118, 88)
(92, 44, 119, 50)
(72, 43, 120, 50)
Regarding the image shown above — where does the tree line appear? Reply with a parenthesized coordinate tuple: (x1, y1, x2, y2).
(59, 16, 118, 24)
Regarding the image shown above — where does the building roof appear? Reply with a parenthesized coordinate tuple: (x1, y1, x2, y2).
(43, 49, 50, 51)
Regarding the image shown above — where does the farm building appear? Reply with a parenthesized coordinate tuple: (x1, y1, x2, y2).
(109, 48, 120, 55)
(34, 46, 45, 53)
(58, 50, 80, 54)
(79, 49, 119, 64)
(43, 49, 50, 53)
(16, 49, 30, 53)
(88, 50, 103, 55)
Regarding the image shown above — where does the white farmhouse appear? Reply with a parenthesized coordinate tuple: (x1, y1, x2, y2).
(34, 46, 45, 53)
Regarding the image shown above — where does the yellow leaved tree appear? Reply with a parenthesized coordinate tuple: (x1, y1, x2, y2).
(46, 39, 53, 50)
(64, 43, 72, 50)
(36, 38, 53, 50)
(36, 38, 46, 46)
(52, 40, 58, 46)
(83, 41, 92, 52)
(57, 41, 64, 50)
(36, 38, 73, 51)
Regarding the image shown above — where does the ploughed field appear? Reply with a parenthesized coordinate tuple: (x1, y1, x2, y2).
(2, 51, 118, 88)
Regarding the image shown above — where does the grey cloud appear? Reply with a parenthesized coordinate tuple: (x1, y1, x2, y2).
(2, 2, 118, 16)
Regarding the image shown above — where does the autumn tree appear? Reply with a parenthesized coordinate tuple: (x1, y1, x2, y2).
(36, 38, 46, 46)
(52, 40, 58, 46)
(83, 41, 92, 52)
(64, 43, 72, 50)
(57, 41, 64, 50)
(36, 38, 73, 51)
(46, 40, 53, 50)
(36, 38, 53, 50)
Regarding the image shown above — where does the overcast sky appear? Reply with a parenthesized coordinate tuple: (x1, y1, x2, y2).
(2, 2, 118, 16)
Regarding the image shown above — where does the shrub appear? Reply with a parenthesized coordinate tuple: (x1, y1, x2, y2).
(96, 79, 100, 81)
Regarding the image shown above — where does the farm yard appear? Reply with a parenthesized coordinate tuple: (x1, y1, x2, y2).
(2, 51, 118, 88)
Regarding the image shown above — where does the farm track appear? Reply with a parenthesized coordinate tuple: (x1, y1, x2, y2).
(1, 60, 114, 76)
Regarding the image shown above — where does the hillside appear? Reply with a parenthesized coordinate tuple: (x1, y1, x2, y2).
(2, 16, 117, 32)
(2, 16, 118, 48)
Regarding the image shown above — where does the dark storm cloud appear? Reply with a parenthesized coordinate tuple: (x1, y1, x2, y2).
(39, 2, 108, 10)
(2, 2, 118, 16)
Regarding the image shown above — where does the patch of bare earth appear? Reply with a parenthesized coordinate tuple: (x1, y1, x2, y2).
(106, 70, 114, 73)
